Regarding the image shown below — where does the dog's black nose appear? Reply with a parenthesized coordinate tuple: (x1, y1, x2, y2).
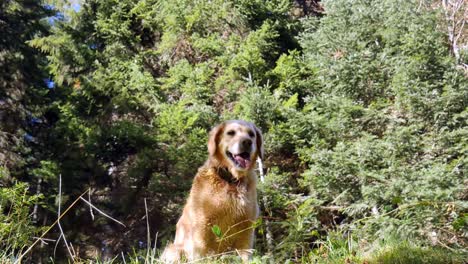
(241, 138, 252, 150)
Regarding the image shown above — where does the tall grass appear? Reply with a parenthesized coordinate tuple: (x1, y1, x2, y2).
(2, 235, 465, 264)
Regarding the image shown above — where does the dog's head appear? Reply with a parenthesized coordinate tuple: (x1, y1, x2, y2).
(208, 120, 263, 173)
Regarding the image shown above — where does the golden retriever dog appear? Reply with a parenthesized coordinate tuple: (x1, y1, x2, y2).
(161, 120, 263, 263)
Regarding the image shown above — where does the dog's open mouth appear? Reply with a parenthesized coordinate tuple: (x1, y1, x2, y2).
(226, 151, 251, 169)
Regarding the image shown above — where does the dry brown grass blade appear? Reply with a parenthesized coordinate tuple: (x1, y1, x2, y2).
(14, 189, 90, 264)
(79, 197, 126, 227)
(57, 174, 75, 262)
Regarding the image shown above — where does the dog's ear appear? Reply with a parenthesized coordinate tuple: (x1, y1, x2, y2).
(208, 123, 225, 157)
(254, 125, 264, 160)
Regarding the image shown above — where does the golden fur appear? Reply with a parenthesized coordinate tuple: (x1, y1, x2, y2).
(161, 120, 263, 262)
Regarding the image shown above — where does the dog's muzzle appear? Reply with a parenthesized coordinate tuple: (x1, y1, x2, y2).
(226, 138, 254, 169)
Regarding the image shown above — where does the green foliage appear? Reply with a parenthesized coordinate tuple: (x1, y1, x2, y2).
(0, 0, 52, 259)
(271, 50, 314, 101)
(366, 240, 467, 264)
(31, 160, 59, 182)
(212, 225, 222, 238)
(160, 60, 216, 103)
(230, 85, 281, 131)
(0, 182, 42, 251)
(3, 0, 466, 262)
(230, 22, 279, 81)
(155, 101, 216, 180)
(264, 0, 468, 261)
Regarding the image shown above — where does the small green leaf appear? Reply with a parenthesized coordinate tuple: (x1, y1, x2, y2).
(254, 217, 263, 228)
(211, 225, 222, 238)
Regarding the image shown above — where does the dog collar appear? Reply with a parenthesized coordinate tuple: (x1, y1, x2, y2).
(217, 167, 239, 184)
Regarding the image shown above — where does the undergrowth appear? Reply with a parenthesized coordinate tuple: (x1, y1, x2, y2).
(2, 234, 466, 263)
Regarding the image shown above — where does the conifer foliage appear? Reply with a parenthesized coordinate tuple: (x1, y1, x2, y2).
(0, 0, 53, 252)
(1, 0, 467, 262)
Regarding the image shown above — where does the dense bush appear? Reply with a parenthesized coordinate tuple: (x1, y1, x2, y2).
(262, 0, 467, 261)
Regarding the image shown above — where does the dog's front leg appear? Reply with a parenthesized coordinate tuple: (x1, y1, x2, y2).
(233, 228, 255, 262)
(188, 227, 211, 261)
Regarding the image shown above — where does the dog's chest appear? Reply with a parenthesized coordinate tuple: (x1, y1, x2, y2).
(207, 183, 256, 234)
(217, 182, 250, 208)
(208, 181, 255, 219)
(194, 169, 258, 222)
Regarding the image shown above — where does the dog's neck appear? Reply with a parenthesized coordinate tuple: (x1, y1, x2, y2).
(208, 158, 251, 185)
(217, 167, 240, 184)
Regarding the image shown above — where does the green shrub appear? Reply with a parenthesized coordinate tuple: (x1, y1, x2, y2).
(0, 182, 42, 251)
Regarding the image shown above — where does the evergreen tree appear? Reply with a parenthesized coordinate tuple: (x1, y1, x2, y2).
(30, 0, 300, 258)
(263, 0, 467, 260)
(0, 0, 53, 255)
(2, 0, 466, 262)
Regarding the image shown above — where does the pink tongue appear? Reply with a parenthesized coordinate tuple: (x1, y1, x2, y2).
(234, 155, 251, 168)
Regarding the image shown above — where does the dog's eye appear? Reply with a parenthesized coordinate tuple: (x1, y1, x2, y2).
(248, 131, 255, 137)
(227, 130, 235, 136)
